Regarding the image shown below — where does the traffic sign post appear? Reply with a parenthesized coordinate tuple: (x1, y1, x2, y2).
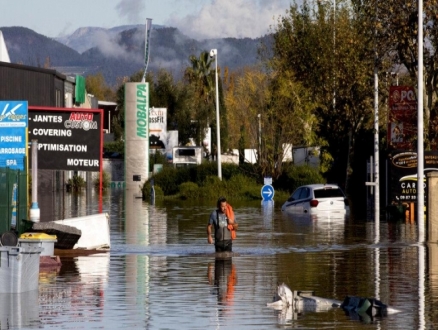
(261, 184, 275, 201)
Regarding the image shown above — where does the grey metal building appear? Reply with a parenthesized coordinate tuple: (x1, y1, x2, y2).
(0, 61, 74, 107)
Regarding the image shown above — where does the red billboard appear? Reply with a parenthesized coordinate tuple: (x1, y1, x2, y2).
(387, 86, 417, 150)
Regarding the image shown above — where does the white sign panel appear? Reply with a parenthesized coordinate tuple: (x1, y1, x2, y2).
(149, 107, 167, 149)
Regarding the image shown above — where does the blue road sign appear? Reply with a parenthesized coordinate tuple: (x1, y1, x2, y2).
(261, 184, 275, 201)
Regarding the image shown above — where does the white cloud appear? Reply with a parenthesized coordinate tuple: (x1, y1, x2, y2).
(115, 0, 146, 23)
(92, 29, 142, 62)
(167, 0, 291, 40)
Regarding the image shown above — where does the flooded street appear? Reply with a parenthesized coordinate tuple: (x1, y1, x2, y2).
(10, 189, 438, 329)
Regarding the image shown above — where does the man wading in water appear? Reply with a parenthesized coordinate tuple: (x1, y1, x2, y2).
(207, 197, 238, 252)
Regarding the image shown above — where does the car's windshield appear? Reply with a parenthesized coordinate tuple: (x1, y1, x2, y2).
(314, 188, 344, 198)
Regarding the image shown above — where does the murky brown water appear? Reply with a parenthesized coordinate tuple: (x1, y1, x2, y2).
(6, 189, 438, 329)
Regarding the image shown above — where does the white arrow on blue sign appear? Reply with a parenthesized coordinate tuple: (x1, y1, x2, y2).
(261, 184, 275, 201)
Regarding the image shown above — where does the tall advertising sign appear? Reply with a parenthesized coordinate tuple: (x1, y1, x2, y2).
(125, 83, 149, 192)
(0, 101, 28, 170)
(149, 107, 167, 149)
(387, 86, 417, 150)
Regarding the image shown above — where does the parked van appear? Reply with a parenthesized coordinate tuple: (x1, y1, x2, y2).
(172, 147, 202, 167)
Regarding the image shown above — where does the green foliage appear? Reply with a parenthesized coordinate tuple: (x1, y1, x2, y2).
(143, 185, 164, 201)
(93, 171, 111, 190)
(274, 164, 326, 194)
(319, 148, 334, 174)
(142, 160, 327, 203)
(147, 166, 191, 196)
(271, 1, 378, 187)
(149, 151, 171, 172)
(222, 163, 256, 180)
(191, 162, 218, 184)
(67, 174, 86, 191)
(179, 182, 200, 199)
(184, 51, 216, 145)
(224, 174, 257, 198)
(177, 174, 261, 201)
(199, 175, 225, 199)
(104, 140, 124, 156)
(86, 72, 116, 101)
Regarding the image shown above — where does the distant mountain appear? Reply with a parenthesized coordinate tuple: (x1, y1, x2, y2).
(1, 26, 85, 67)
(0, 25, 271, 86)
(55, 24, 146, 54)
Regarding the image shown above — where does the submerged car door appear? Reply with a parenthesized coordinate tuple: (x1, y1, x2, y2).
(297, 187, 310, 213)
(284, 188, 302, 212)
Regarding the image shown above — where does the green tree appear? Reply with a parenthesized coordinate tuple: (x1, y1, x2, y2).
(271, 1, 377, 186)
(184, 51, 216, 146)
(86, 72, 116, 101)
(151, 69, 193, 144)
(225, 65, 318, 179)
(225, 67, 270, 153)
(352, 0, 438, 148)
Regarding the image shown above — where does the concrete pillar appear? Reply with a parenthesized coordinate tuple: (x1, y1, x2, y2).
(125, 82, 149, 196)
(427, 172, 438, 243)
(429, 243, 438, 299)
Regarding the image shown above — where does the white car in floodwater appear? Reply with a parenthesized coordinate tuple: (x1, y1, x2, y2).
(281, 184, 350, 215)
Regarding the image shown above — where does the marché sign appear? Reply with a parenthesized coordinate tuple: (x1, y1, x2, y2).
(28, 107, 102, 171)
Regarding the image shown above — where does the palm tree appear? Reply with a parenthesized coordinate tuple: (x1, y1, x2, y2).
(184, 51, 216, 146)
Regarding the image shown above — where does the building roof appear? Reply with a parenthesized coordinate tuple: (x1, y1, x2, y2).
(98, 101, 117, 106)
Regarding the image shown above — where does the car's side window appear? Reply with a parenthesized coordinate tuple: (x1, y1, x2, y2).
(289, 188, 302, 201)
(299, 187, 310, 199)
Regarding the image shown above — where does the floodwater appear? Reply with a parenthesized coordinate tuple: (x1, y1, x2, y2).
(6, 189, 438, 329)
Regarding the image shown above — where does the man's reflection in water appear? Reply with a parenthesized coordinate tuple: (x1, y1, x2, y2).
(208, 256, 237, 309)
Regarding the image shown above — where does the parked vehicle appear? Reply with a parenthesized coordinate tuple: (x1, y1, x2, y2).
(281, 184, 349, 215)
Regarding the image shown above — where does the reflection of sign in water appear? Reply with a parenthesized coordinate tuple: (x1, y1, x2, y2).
(0, 101, 28, 170)
(262, 200, 274, 228)
(110, 181, 125, 189)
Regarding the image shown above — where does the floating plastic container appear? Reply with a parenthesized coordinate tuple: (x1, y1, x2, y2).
(19, 233, 57, 256)
(0, 245, 42, 293)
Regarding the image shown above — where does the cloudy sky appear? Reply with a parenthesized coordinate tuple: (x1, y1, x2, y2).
(0, 0, 293, 39)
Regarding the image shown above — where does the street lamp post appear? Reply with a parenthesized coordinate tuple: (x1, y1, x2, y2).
(210, 49, 222, 180)
(332, 0, 336, 112)
(417, 0, 424, 242)
(322, 0, 336, 111)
